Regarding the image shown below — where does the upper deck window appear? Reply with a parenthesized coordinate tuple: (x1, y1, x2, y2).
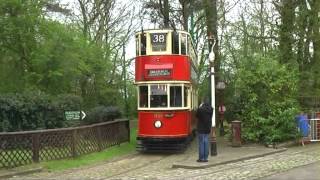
(135, 30, 197, 58)
(150, 33, 167, 52)
(172, 32, 179, 54)
(135, 35, 139, 56)
(180, 33, 187, 55)
(141, 33, 147, 55)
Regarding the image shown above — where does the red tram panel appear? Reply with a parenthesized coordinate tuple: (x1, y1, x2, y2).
(138, 111, 191, 137)
(135, 55, 191, 81)
(135, 29, 198, 151)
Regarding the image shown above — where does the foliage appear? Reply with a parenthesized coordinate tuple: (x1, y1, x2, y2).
(227, 54, 300, 144)
(0, 0, 136, 131)
(84, 106, 121, 125)
(0, 93, 82, 132)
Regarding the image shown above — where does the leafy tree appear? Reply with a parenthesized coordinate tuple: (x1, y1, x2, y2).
(229, 54, 299, 144)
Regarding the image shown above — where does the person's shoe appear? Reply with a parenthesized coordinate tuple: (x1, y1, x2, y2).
(203, 159, 208, 162)
(197, 159, 203, 162)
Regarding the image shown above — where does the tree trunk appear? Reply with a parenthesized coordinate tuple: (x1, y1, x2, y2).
(278, 0, 296, 66)
(204, 0, 219, 73)
(162, 0, 170, 28)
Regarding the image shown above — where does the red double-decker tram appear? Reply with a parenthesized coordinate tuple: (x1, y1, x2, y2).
(135, 29, 198, 151)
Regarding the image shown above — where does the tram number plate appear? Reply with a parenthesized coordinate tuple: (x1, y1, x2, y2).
(148, 69, 171, 77)
(151, 33, 167, 44)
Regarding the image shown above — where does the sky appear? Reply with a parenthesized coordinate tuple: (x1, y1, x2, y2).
(58, 0, 147, 60)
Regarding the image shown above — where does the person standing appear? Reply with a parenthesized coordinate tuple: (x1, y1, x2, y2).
(196, 99, 213, 162)
(296, 112, 309, 146)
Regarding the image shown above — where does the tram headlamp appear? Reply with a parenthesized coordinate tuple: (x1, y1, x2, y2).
(154, 120, 162, 128)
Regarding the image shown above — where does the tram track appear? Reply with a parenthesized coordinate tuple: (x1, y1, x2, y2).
(105, 153, 176, 179)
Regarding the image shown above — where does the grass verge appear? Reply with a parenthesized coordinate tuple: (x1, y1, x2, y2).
(39, 127, 137, 171)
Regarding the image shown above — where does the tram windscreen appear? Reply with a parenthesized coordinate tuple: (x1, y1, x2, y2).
(170, 86, 182, 107)
(150, 84, 168, 107)
(139, 86, 148, 107)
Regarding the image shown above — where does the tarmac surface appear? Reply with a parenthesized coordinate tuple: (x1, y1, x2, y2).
(4, 136, 320, 180)
(260, 161, 320, 180)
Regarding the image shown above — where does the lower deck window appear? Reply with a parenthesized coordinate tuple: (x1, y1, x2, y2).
(138, 84, 191, 109)
(170, 86, 182, 107)
(139, 86, 148, 107)
(150, 85, 168, 107)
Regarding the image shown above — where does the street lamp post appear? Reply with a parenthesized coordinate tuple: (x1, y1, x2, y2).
(209, 39, 217, 156)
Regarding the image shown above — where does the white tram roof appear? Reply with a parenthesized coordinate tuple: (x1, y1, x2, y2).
(135, 29, 190, 35)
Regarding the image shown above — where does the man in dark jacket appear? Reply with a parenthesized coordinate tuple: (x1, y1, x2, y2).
(196, 99, 213, 162)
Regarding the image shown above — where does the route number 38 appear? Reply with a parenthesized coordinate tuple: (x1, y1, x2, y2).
(151, 33, 166, 44)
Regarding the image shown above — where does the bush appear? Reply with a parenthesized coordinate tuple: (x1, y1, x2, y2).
(228, 54, 300, 144)
(0, 93, 83, 132)
(84, 106, 121, 124)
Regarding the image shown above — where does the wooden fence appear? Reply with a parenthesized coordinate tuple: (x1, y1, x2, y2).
(0, 119, 130, 168)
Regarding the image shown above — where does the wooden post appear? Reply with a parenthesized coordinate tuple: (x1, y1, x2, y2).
(71, 129, 77, 158)
(117, 122, 121, 146)
(97, 126, 102, 151)
(127, 120, 130, 143)
(32, 133, 40, 163)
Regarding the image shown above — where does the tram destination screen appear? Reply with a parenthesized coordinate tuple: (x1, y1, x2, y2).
(148, 69, 171, 77)
(151, 33, 167, 51)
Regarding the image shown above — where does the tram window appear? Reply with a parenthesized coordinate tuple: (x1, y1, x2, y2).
(180, 34, 187, 55)
(141, 33, 146, 55)
(170, 86, 182, 107)
(188, 37, 193, 57)
(184, 87, 189, 107)
(150, 84, 168, 107)
(172, 32, 179, 54)
(136, 35, 139, 56)
(151, 33, 167, 52)
(139, 86, 148, 107)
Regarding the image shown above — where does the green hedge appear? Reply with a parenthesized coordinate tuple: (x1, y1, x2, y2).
(0, 93, 122, 132)
(84, 106, 121, 125)
(0, 93, 82, 132)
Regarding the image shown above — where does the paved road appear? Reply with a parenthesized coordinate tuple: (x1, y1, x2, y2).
(111, 144, 320, 180)
(10, 143, 320, 180)
(260, 161, 320, 180)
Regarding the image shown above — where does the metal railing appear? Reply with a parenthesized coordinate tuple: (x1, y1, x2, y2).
(309, 118, 320, 142)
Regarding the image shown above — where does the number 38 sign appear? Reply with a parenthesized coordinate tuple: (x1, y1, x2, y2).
(151, 33, 166, 44)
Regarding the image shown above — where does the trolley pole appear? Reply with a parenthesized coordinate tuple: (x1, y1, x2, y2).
(209, 38, 217, 156)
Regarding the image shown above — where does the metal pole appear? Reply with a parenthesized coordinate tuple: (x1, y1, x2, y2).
(209, 38, 217, 156)
(210, 66, 217, 156)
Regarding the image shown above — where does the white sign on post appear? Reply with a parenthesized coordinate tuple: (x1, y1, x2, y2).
(65, 111, 86, 121)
